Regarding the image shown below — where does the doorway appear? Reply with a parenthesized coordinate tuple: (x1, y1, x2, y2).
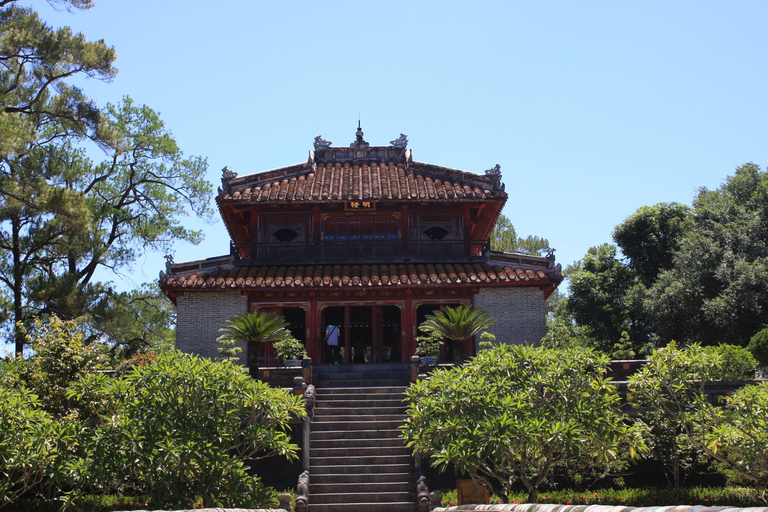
(322, 305, 402, 364)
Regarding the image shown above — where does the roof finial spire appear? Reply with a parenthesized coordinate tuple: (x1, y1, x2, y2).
(351, 119, 368, 148)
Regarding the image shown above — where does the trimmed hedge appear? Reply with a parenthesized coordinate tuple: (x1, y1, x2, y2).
(440, 486, 765, 508)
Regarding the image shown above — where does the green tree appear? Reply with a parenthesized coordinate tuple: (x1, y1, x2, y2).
(217, 311, 291, 378)
(489, 214, 550, 255)
(642, 163, 768, 347)
(69, 351, 305, 509)
(1, 1, 115, 353)
(0, 2, 212, 354)
(0, 386, 70, 507)
(402, 344, 645, 503)
(565, 244, 650, 354)
(418, 304, 496, 361)
(627, 342, 755, 490)
(747, 327, 768, 366)
(691, 381, 768, 500)
(613, 202, 691, 286)
(87, 284, 176, 362)
(5, 316, 105, 419)
(627, 343, 721, 489)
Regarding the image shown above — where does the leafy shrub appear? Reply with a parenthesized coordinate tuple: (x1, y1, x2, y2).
(5, 317, 105, 419)
(439, 486, 765, 507)
(747, 327, 768, 366)
(706, 344, 757, 379)
(0, 387, 71, 507)
(403, 344, 645, 503)
(69, 351, 306, 509)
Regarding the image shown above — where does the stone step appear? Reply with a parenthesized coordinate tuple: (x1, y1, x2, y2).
(313, 397, 406, 407)
(316, 385, 407, 394)
(310, 481, 411, 494)
(311, 454, 412, 467)
(311, 491, 412, 504)
(312, 414, 406, 424)
(311, 419, 405, 431)
(311, 445, 409, 458)
(314, 363, 409, 372)
(309, 501, 414, 512)
(310, 462, 412, 475)
(317, 379, 408, 388)
(315, 403, 405, 412)
(311, 436, 405, 449)
(310, 472, 411, 484)
(310, 428, 402, 441)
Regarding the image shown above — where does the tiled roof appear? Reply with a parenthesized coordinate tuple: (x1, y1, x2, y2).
(160, 259, 561, 291)
(218, 161, 505, 204)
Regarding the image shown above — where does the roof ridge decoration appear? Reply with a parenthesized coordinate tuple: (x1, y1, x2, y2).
(310, 125, 411, 166)
(485, 164, 504, 192)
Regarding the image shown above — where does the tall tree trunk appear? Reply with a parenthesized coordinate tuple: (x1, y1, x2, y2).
(12, 217, 24, 356)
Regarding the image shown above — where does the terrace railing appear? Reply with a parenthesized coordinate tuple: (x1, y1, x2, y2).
(231, 238, 490, 265)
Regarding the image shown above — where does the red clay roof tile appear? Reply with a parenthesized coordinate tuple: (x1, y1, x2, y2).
(218, 160, 505, 205)
(161, 259, 560, 293)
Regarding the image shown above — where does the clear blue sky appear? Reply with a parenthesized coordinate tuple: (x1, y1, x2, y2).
(22, 0, 768, 287)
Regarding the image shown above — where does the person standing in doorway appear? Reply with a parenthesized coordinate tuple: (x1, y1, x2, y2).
(326, 324, 340, 365)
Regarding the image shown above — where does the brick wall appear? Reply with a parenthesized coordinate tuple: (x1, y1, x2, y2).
(176, 291, 249, 361)
(474, 287, 546, 348)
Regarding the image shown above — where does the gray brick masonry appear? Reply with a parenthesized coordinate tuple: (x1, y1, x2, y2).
(474, 287, 546, 348)
(175, 292, 249, 362)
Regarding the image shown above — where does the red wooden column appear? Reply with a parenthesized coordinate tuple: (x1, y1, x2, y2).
(400, 204, 409, 255)
(403, 289, 414, 362)
(308, 291, 320, 363)
(344, 306, 351, 364)
(462, 204, 471, 256)
(249, 206, 259, 259)
(313, 207, 321, 259)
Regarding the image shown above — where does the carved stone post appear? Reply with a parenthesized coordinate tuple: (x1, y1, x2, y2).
(411, 355, 420, 383)
(277, 492, 293, 511)
(295, 470, 310, 512)
(293, 376, 305, 396)
(302, 357, 312, 385)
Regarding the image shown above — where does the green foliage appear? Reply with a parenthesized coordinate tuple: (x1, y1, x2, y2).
(612, 331, 637, 360)
(747, 327, 768, 365)
(218, 311, 291, 374)
(690, 382, 768, 496)
(415, 329, 441, 358)
(704, 344, 757, 379)
(627, 342, 724, 489)
(419, 305, 496, 344)
(0, 387, 62, 507)
(642, 163, 768, 347)
(88, 284, 176, 363)
(6, 316, 105, 419)
(68, 351, 305, 509)
(439, 486, 766, 507)
(628, 343, 759, 491)
(273, 336, 307, 362)
(402, 344, 645, 503)
(565, 244, 650, 355)
(0, 2, 213, 354)
(216, 335, 243, 364)
(613, 202, 692, 286)
(489, 214, 551, 255)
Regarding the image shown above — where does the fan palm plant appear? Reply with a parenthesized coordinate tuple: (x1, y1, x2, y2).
(217, 312, 290, 378)
(419, 305, 496, 361)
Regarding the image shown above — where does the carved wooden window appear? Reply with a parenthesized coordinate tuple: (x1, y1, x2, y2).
(423, 226, 450, 240)
(272, 228, 300, 242)
(323, 215, 398, 241)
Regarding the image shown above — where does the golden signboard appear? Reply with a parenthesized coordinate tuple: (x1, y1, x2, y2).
(345, 201, 375, 211)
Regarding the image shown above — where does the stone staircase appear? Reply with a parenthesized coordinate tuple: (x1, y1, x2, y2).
(308, 364, 415, 512)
